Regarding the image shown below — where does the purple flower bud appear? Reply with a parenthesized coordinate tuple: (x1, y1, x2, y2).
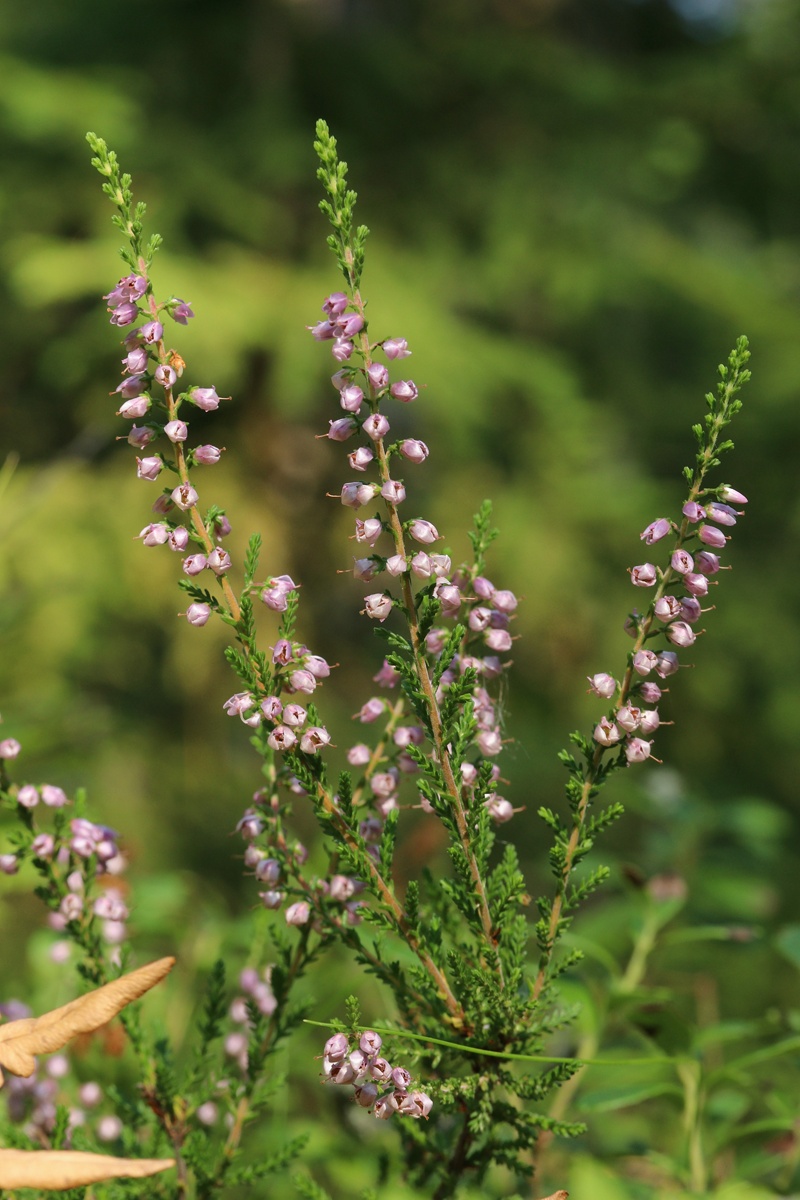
(398, 438, 429, 464)
(116, 375, 149, 399)
(625, 737, 652, 763)
(0, 738, 21, 759)
(195, 444, 223, 465)
(348, 743, 371, 765)
(698, 523, 727, 548)
(328, 875, 355, 902)
(340, 384, 364, 413)
(168, 526, 190, 552)
(357, 698, 385, 724)
(680, 596, 702, 623)
(355, 1082, 379, 1108)
(190, 386, 221, 411)
(593, 717, 622, 746)
(327, 417, 357, 441)
(171, 483, 199, 510)
(631, 563, 657, 587)
(381, 479, 406, 504)
(683, 572, 709, 598)
(164, 419, 188, 443)
(373, 1098, 393, 1120)
(655, 650, 680, 677)
(124, 347, 149, 373)
(272, 638, 293, 665)
(683, 501, 706, 522)
(171, 300, 194, 324)
(408, 519, 439, 544)
(706, 501, 739, 526)
(667, 621, 696, 648)
(341, 482, 379, 509)
(639, 680, 662, 703)
(349, 447, 375, 472)
(485, 627, 511, 652)
(309, 320, 335, 341)
(392, 1066, 412, 1089)
(492, 589, 518, 613)
(17, 784, 39, 808)
(639, 709, 660, 735)
(332, 337, 354, 362)
(109, 301, 139, 326)
(136, 455, 163, 481)
(324, 1032, 350, 1062)
(285, 666, 313, 696)
(363, 413, 390, 440)
(155, 364, 176, 389)
(31, 833, 55, 859)
(285, 901, 311, 926)
(477, 728, 503, 756)
(0, 853, 19, 875)
(127, 425, 155, 448)
(337, 313, 364, 338)
(485, 795, 514, 822)
(141, 320, 163, 344)
(259, 890, 284, 909)
(641, 518, 671, 545)
(139, 522, 170, 547)
(364, 593, 394, 621)
(587, 672, 617, 698)
(694, 550, 720, 575)
(389, 380, 418, 403)
(671, 549, 694, 575)
(720, 485, 748, 505)
(353, 557, 377, 581)
(182, 553, 207, 576)
(60, 893, 84, 922)
(383, 338, 411, 360)
(367, 362, 389, 389)
(186, 602, 211, 626)
(322, 292, 349, 317)
(633, 649, 658, 676)
(385, 554, 408, 576)
(254, 859, 281, 886)
(41, 784, 68, 807)
(117, 396, 152, 419)
(304, 653, 331, 678)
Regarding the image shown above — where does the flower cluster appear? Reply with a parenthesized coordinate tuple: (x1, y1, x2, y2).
(320, 1031, 432, 1121)
(0, 1041, 121, 1146)
(588, 487, 749, 765)
(104, 271, 237, 630)
(310, 292, 520, 838)
(0, 735, 128, 961)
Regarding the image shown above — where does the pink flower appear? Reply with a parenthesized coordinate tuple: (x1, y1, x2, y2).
(631, 563, 657, 587)
(164, 419, 188, 443)
(383, 338, 411, 359)
(285, 901, 311, 926)
(625, 738, 652, 763)
(389, 380, 418, 403)
(172, 483, 199, 510)
(698, 523, 727, 548)
(640, 518, 671, 544)
(593, 717, 621, 747)
(408, 519, 439, 544)
(364, 593, 394, 621)
(186, 602, 211, 626)
(587, 672, 617, 698)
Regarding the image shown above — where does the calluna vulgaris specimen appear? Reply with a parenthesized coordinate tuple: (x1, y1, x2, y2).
(0, 121, 751, 1197)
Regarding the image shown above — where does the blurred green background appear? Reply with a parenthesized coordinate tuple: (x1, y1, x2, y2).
(2, 0, 800, 1192)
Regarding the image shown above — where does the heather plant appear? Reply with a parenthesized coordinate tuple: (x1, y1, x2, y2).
(1, 121, 798, 1200)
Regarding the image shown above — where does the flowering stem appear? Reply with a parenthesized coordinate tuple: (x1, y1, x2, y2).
(347, 271, 503, 986)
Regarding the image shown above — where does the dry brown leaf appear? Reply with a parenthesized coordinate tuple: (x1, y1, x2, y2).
(0, 957, 174, 1083)
(0, 1148, 175, 1189)
(537, 1191, 569, 1200)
